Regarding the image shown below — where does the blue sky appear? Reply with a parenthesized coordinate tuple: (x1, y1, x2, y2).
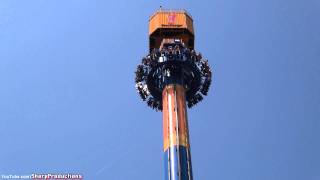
(0, 0, 319, 179)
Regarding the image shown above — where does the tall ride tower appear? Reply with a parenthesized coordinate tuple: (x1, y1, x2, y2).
(135, 9, 212, 180)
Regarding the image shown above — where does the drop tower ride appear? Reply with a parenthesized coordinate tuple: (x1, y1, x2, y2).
(135, 9, 212, 180)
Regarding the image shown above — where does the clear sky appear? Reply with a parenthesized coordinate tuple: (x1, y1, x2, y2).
(0, 0, 319, 179)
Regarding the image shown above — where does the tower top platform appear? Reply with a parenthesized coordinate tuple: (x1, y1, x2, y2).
(148, 9, 195, 52)
(149, 9, 194, 35)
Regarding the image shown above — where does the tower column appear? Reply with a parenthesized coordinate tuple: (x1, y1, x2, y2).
(162, 84, 193, 180)
(135, 9, 212, 180)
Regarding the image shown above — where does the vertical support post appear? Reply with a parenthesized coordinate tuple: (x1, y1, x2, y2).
(163, 84, 193, 180)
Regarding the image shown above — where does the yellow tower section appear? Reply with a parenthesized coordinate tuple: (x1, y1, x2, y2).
(149, 9, 195, 52)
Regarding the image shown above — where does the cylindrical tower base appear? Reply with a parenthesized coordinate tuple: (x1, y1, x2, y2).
(162, 84, 193, 180)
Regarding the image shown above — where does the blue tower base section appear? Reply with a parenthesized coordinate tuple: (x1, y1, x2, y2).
(164, 146, 193, 180)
